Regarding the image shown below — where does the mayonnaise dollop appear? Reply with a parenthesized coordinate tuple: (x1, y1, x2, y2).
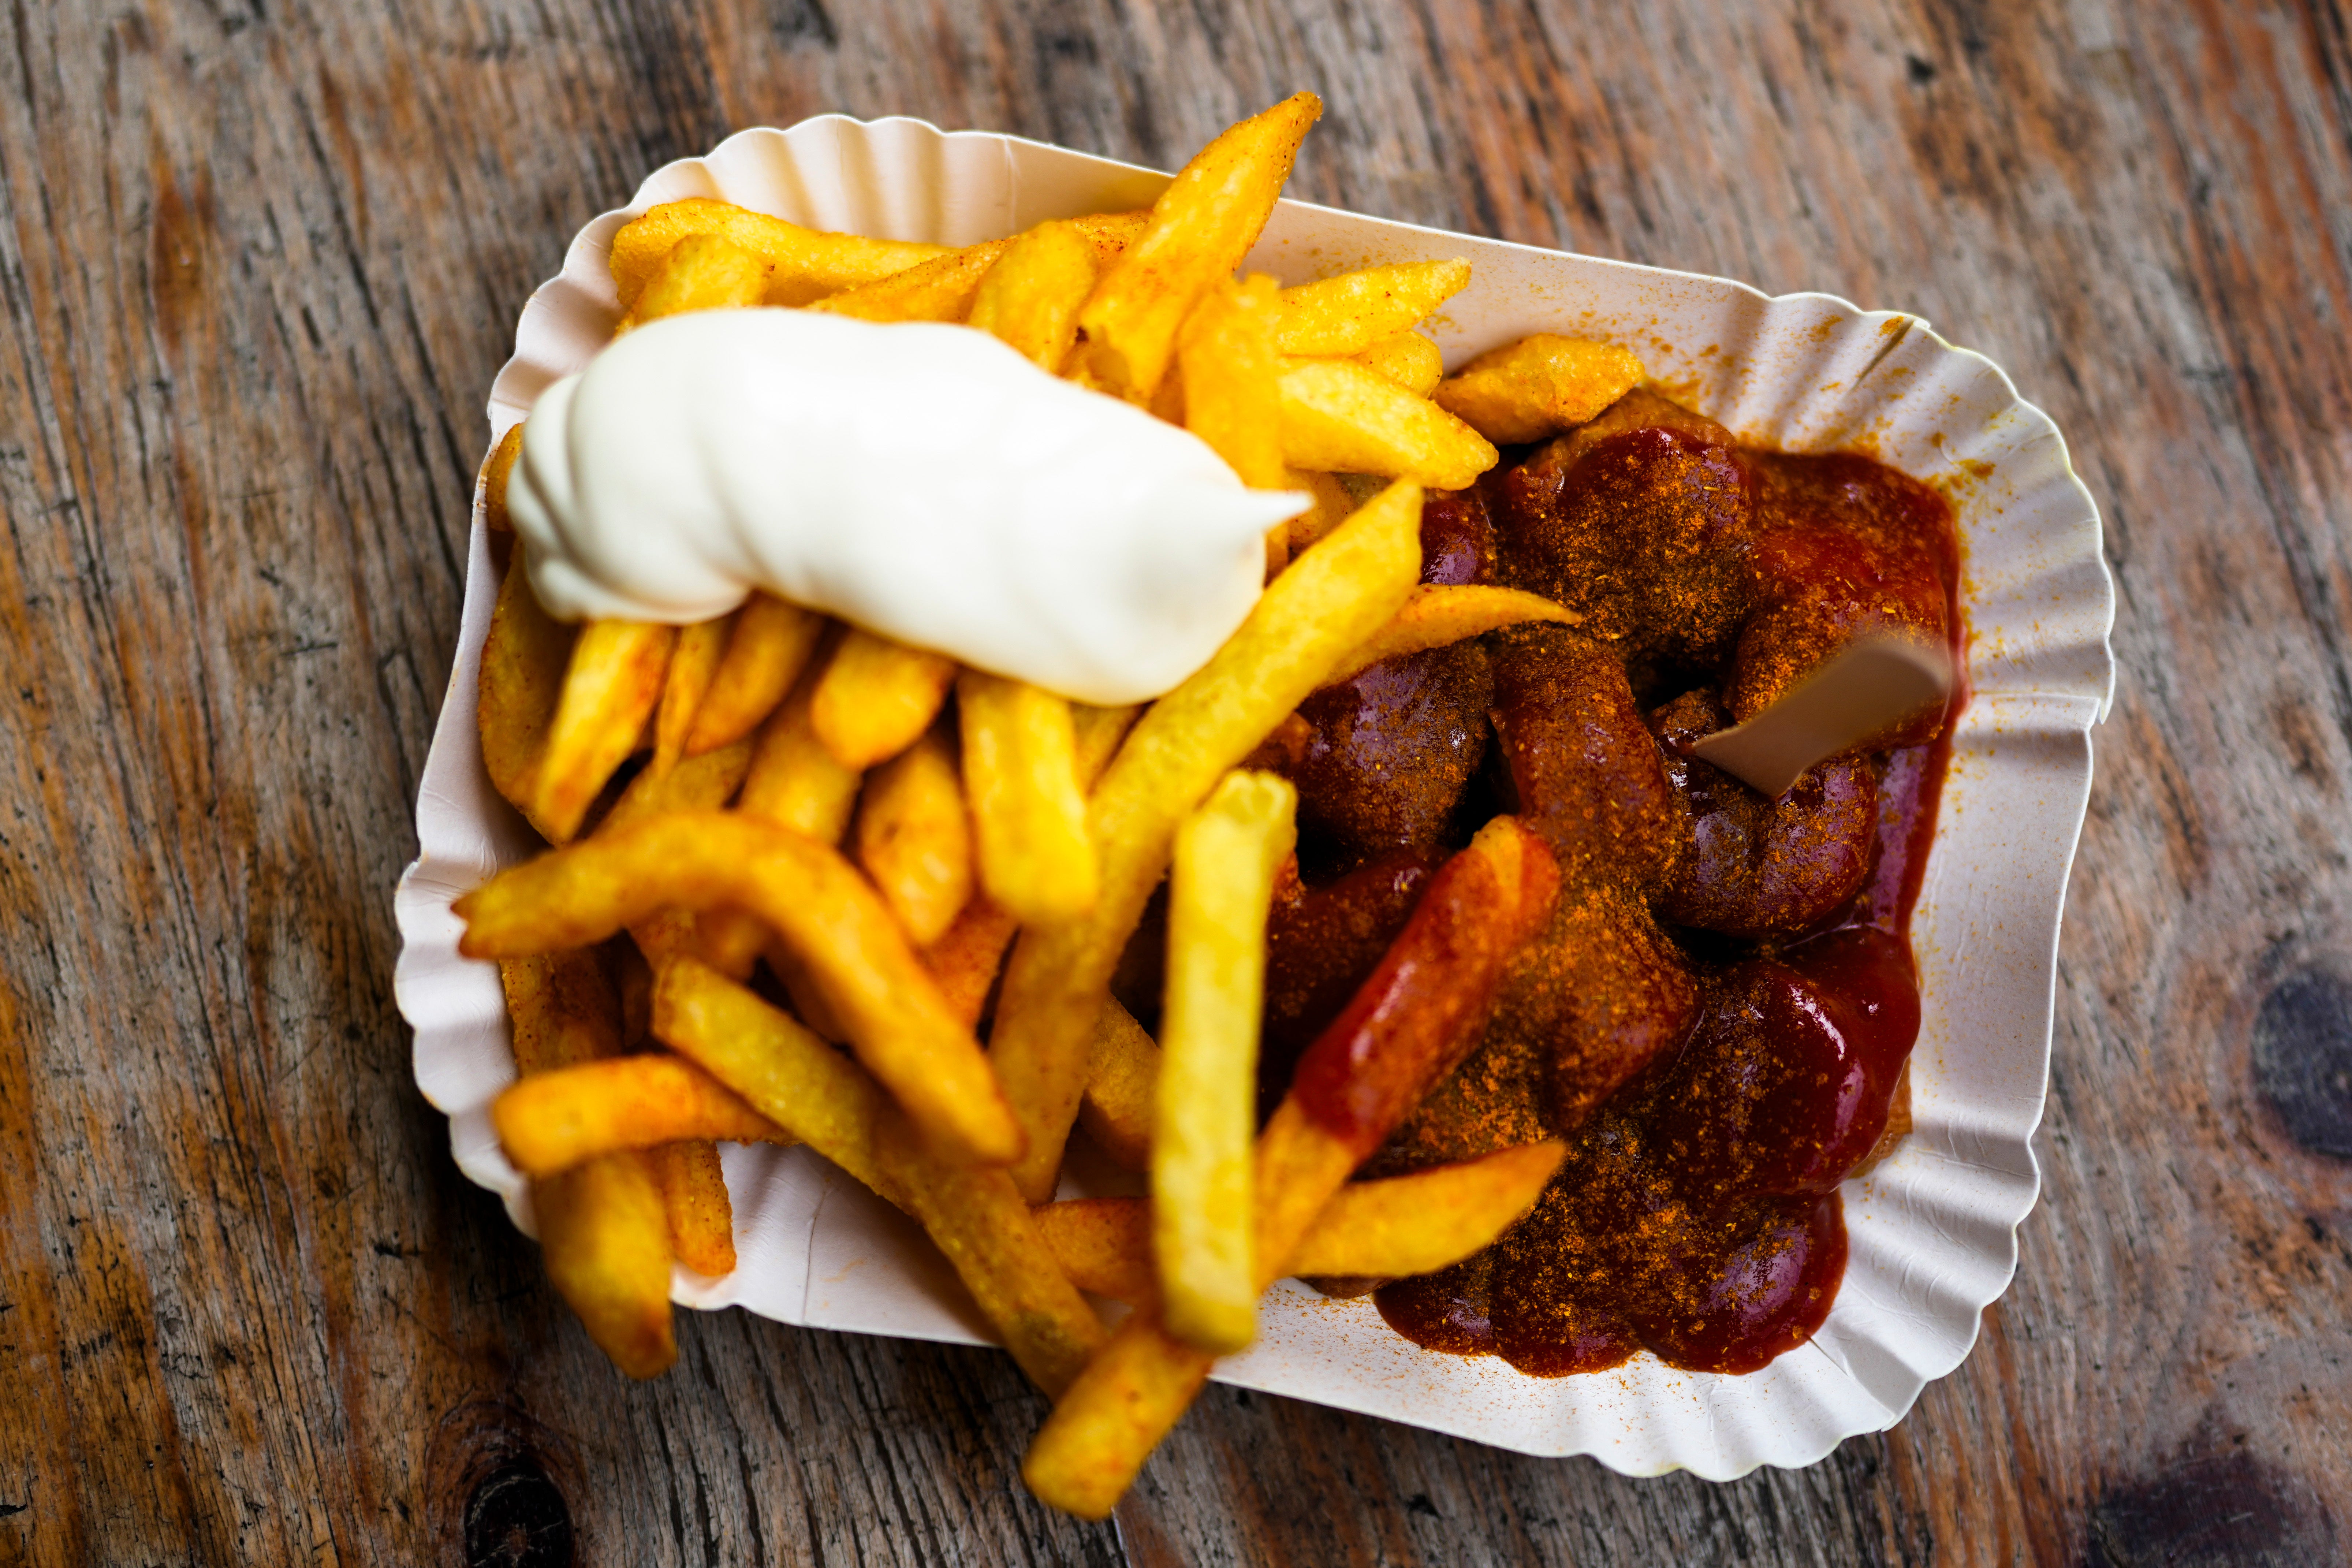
(506, 310, 1307, 705)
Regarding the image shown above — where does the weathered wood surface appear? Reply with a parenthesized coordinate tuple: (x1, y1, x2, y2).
(1, 0, 2346, 1562)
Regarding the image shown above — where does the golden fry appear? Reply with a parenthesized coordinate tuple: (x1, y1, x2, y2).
(534, 1152, 677, 1379)
(478, 556, 574, 840)
(1352, 331, 1443, 397)
(493, 1052, 790, 1177)
(855, 727, 976, 947)
(650, 1137, 738, 1277)
(1320, 584, 1580, 687)
(1036, 1141, 1565, 1302)
(1153, 770, 1296, 1352)
(740, 674, 861, 843)
(615, 232, 768, 332)
(969, 219, 1101, 371)
(1177, 274, 1287, 489)
(812, 212, 1148, 326)
(534, 620, 676, 842)
(920, 897, 1021, 1028)
(1279, 468, 1356, 555)
(991, 480, 1423, 1202)
(872, 1110, 1108, 1395)
(499, 950, 675, 1378)
(609, 198, 946, 312)
(1294, 1140, 1565, 1278)
(1021, 1309, 1214, 1520)
(481, 423, 523, 533)
(1432, 334, 1645, 445)
(1023, 1101, 1353, 1514)
(701, 670, 864, 983)
(500, 949, 624, 1074)
(959, 671, 1098, 926)
(1272, 259, 1471, 356)
(811, 629, 958, 770)
(653, 614, 733, 775)
(1070, 703, 1142, 786)
(653, 958, 889, 1189)
(686, 593, 824, 755)
(1078, 999, 1161, 1173)
(1277, 359, 1498, 490)
(458, 812, 1025, 1166)
(654, 962, 1103, 1393)
(1075, 93, 1322, 400)
(1034, 1198, 1156, 1302)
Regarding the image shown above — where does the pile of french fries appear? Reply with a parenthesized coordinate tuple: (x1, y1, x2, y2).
(459, 91, 1646, 1515)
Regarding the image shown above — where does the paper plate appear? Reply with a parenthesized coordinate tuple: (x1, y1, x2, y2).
(393, 116, 2116, 1480)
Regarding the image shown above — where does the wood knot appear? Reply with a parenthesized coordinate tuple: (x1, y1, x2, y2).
(426, 1396, 582, 1568)
(464, 1459, 574, 1568)
(2252, 966, 2352, 1160)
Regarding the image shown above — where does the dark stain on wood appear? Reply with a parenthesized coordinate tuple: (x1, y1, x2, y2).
(2085, 1446, 2337, 1567)
(2253, 965, 2352, 1160)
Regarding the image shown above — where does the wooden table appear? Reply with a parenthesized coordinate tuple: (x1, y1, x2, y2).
(4, 1, 2345, 1562)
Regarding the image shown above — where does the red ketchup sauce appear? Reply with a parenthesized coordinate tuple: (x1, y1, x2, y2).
(1256, 391, 1963, 1379)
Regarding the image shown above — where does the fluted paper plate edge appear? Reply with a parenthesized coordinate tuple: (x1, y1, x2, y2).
(393, 115, 2117, 1481)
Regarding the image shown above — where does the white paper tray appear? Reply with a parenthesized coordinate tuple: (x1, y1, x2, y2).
(393, 116, 2116, 1480)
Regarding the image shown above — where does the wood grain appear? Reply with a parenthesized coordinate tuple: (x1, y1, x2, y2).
(2, 0, 2347, 1562)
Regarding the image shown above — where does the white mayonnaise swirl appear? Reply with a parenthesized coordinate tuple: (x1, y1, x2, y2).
(506, 309, 1307, 705)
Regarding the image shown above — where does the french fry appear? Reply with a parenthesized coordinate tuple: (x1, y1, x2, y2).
(872, 1109, 1108, 1395)
(1071, 702, 1143, 785)
(458, 812, 1025, 1166)
(609, 198, 947, 312)
(535, 621, 676, 842)
(1296, 1140, 1565, 1277)
(1352, 331, 1443, 397)
(653, 961, 1104, 1393)
(918, 702, 1134, 1031)
(1024, 817, 1556, 1513)
(1079, 999, 1161, 1173)
(653, 614, 734, 775)
(811, 629, 958, 770)
(703, 670, 863, 981)
(499, 950, 676, 1378)
(481, 423, 523, 533)
(1320, 584, 1581, 687)
(686, 593, 824, 756)
(1280, 468, 1356, 555)
(501, 949, 624, 1075)
(1278, 359, 1498, 490)
(991, 480, 1424, 1202)
(495, 1052, 790, 1176)
(1154, 770, 1296, 1352)
(855, 727, 975, 947)
(921, 898, 1022, 1028)
(478, 555, 575, 839)
(1035, 1141, 1566, 1301)
(969, 219, 1101, 372)
(1272, 259, 1472, 356)
(534, 1152, 678, 1379)
(1177, 275, 1287, 489)
(739, 672, 862, 842)
(601, 737, 753, 837)
(1432, 334, 1646, 445)
(615, 232, 769, 332)
(811, 212, 1149, 326)
(1075, 93, 1322, 400)
(959, 670, 1098, 926)
(1035, 1198, 1157, 1302)
(649, 1138, 738, 1277)
(1020, 1310, 1214, 1519)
